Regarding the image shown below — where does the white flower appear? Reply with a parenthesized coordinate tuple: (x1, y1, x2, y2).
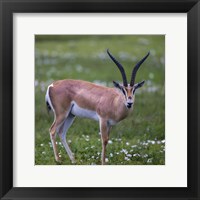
(131, 145, 137, 148)
(42, 151, 46, 155)
(147, 140, 156, 144)
(108, 140, 113, 144)
(151, 141, 155, 144)
(105, 158, 109, 163)
(121, 149, 128, 154)
(110, 153, 113, 157)
(147, 158, 153, 163)
(161, 139, 165, 143)
(40, 144, 44, 147)
(126, 142, 130, 146)
(124, 157, 130, 161)
(133, 153, 141, 157)
(127, 154, 132, 157)
(68, 140, 72, 144)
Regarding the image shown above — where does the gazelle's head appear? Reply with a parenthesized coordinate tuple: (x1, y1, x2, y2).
(107, 49, 150, 109)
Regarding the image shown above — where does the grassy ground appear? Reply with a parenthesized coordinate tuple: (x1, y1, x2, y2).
(35, 35, 165, 165)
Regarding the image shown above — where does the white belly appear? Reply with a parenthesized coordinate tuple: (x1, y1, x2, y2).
(71, 102, 99, 121)
(108, 119, 117, 125)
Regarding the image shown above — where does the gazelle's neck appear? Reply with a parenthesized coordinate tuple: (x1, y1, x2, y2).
(112, 93, 133, 123)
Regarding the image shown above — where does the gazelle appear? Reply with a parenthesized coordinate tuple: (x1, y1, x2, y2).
(45, 49, 150, 165)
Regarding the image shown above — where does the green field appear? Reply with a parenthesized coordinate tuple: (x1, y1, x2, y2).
(35, 35, 165, 165)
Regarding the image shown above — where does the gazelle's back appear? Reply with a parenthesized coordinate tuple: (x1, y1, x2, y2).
(51, 79, 119, 109)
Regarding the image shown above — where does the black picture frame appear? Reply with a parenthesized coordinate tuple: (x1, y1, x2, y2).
(0, 0, 200, 199)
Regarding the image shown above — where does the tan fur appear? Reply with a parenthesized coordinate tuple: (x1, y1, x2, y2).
(50, 79, 132, 122)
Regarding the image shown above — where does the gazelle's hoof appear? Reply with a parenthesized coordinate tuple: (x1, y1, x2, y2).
(71, 157, 76, 164)
(55, 157, 62, 163)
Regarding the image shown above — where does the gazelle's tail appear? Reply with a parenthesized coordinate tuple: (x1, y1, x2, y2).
(45, 84, 54, 113)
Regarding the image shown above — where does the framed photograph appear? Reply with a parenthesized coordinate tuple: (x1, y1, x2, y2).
(35, 34, 165, 167)
(0, 0, 200, 199)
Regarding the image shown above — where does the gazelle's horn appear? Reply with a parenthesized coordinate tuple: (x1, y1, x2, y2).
(107, 49, 128, 87)
(130, 52, 150, 86)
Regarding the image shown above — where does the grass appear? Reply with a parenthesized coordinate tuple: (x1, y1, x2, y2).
(35, 35, 165, 165)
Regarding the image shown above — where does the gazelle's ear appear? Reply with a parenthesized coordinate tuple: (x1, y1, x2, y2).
(113, 81, 122, 90)
(134, 80, 145, 90)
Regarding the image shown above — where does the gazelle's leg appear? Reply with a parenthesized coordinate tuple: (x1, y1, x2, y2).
(49, 121, 60, 162)
(99, 119, 111, 165)
(49, 114, 66, 162)
(58, 113, 76, 163)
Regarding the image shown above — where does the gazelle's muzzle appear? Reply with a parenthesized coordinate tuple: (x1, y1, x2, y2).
(126, 97, 133, 108)
(127, 102, 133, 109)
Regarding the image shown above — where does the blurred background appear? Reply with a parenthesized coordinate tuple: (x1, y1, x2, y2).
(35, 35, 165, 165)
